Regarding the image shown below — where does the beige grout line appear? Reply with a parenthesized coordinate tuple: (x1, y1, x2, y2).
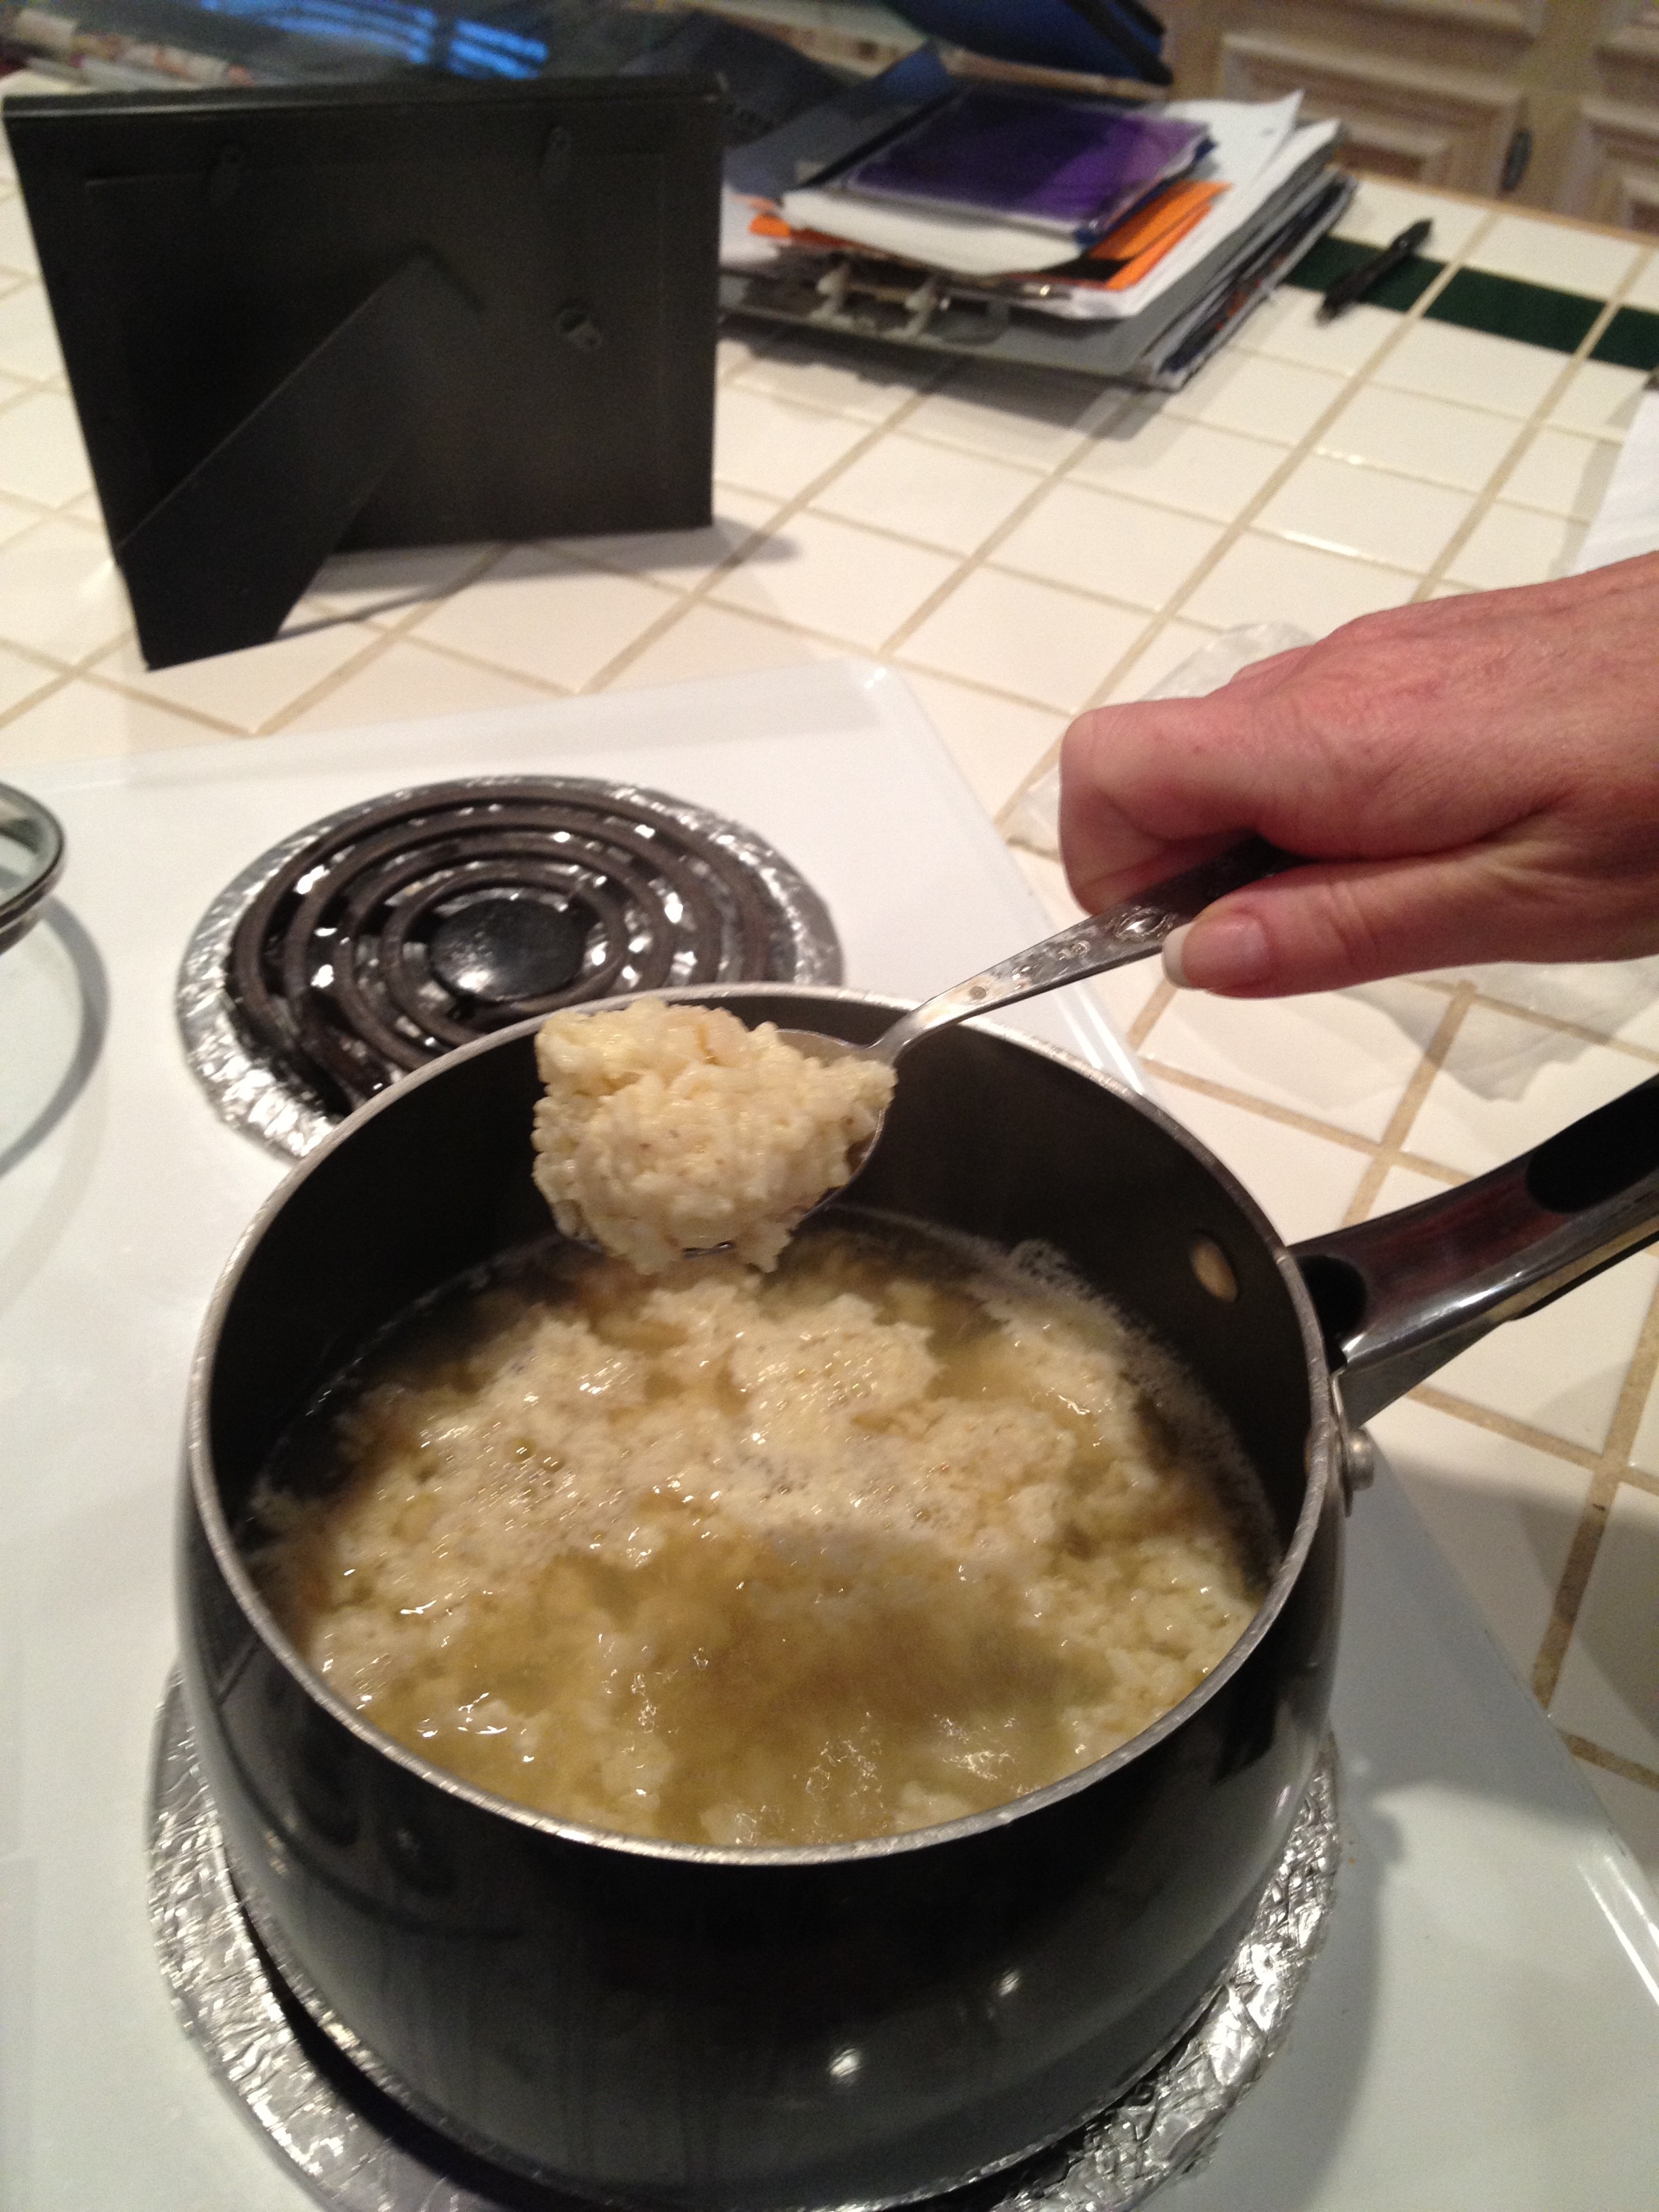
(1110, 985, 1488, 1225)
(0, 661, 71, 738)
(0, 374, 60, 425)
(893, 310, 1454, 776)
(1532, 1275, 1659, 1710)
(1141, 1060, 1381, 1157)
(63, 627, 387, 745)
(1569, 1244, 1659, 1489)
(1561, 1732, 1659, 1794)
(253, 630, 444, 739)
(613, 590, 1084, 716)
(0, 491, 106, 544)
(1411, 256, 1653, 600)
(1458, 994, 1659, 1066)
(991, 220, 1503, 818)
(1406, 1383, 1601, 1471)
(291, 619, 570, 701)
(994, 785, 1045, 840)
(573, 366, 1187, 710)
(22, 174, 1659, 1774)
(1076, 234, 1493, 644)
(65, 541, 510, 738)
(949, 224, 1659, 1791)
(1139, 948, 1659, 1761)
(260, 550, 527, 736)
(308, 541, 508, 636)
(1341, 986, 1475, 1223)
(1388, 1147, 1469, 1183)
(1125, 978, 1174, 1055)
(75, 667, 253, 741)
(0, 203, 1600, 763)
(1535, 1467, 1634, 1709)
(581, 359, 965, 693)
(581, 584, 755, 693)
(873, 390, 1141, 662)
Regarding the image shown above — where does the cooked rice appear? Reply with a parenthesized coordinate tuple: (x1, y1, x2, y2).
(254, 1227, 1264, 1849)
(531, 998, 895, 1272)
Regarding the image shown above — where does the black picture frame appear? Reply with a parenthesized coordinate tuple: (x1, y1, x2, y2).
(5, 74, 723, 668)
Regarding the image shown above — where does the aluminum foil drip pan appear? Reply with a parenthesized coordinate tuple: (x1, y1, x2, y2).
(148, 1676, 1340, 2212)
(178, 777, 844, 1160)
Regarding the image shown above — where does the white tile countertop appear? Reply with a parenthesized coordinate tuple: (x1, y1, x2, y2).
(0, 64, 1656, 1893)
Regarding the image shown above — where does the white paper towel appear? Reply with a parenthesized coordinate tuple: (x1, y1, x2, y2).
(1573, 374, 1659, 573)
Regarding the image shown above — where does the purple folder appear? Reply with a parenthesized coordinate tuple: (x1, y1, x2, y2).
(844, 91, 1208, 237)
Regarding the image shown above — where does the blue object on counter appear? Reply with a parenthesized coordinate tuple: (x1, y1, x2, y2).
(884, 0, 1170, 86)
(724, 45, 954, 200)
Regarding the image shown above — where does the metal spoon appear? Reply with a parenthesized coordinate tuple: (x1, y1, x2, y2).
(787, 835, 1300, 1181)
(554, 838, 1298, 1261)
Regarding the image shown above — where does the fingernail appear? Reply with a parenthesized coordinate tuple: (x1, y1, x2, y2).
(1165, 913, 1271, 993)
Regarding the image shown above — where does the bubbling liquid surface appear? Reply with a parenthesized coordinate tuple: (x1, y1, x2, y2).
(252, 1220, 1268, 1847)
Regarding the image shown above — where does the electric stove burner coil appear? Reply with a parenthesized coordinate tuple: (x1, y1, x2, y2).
(179, 778, 842, 1160)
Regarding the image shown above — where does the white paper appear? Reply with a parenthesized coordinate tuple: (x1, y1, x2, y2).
(1165, 91, 1300, 193)
(777, 184, 1086, 277)
(1573, 381, 1659, 573)
(780, 115, 1340, 301)
(721, 186, 785, 271)
(1017, 117, 1343, 321)
(778, 98, 1328, 285)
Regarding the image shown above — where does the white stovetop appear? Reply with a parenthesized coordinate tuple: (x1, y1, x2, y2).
(1, 98, 1656, 1887)
(3, 661, 1658, 2212)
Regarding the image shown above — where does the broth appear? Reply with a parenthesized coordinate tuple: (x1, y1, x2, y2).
(251, 1218, 1269, 1847)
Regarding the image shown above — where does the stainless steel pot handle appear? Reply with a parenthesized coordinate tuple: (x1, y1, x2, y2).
(1290, 1076, 1659, 1427)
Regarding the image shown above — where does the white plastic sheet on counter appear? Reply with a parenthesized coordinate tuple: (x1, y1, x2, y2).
(1573, 375, 1659, 575)
(1003, 621, 1314, 859)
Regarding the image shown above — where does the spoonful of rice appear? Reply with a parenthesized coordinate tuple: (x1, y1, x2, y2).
(533, 838, 1296, 1272)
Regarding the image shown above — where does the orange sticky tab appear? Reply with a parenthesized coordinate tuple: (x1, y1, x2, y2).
(1101, 197, 1219, 288)
(1084, 177, 1225, 265)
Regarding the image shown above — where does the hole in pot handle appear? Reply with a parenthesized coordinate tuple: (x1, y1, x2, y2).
(1289, 1075, 1659, 1429)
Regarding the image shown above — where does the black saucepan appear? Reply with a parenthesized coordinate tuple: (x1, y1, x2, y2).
(181, 984, 1659, 2211)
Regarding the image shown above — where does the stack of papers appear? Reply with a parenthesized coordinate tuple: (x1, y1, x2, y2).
(840, 94, 1208, 237)
(722, 68, 1352, 388)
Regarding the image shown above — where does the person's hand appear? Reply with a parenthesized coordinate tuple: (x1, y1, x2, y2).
(1059, 552, 1659, 997)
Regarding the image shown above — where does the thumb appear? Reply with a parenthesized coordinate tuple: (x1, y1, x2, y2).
(1162, 851, 1529, 997)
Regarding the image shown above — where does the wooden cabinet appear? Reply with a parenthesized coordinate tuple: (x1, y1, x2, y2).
(694, 0, 1659, 231)
(1159, 0, 1659, 224)
(1565, 5, 1659, 229)
(1214, 27, 1522, 192)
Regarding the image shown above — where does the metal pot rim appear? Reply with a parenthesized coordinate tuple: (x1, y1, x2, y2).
(185, 981, 1341, 1868)
(0, 777, 65, 954)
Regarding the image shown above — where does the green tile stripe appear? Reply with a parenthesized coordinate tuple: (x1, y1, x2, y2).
(1592, 305, 1659, 373)
(1425, 267, 1601, 353)
(1282, 234, 1442, 313)
(1284, 236, 1650, 361)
